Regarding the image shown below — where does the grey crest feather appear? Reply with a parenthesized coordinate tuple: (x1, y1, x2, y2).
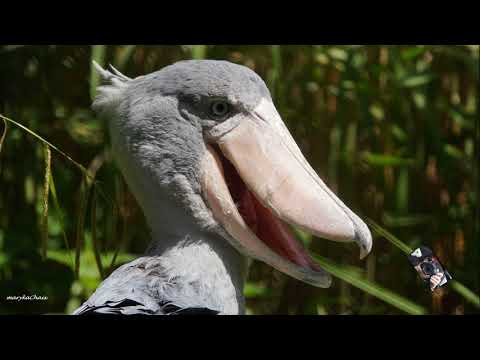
(108, 64, 132, 81)
(92, 61, 131, 83)
(92, 61, 131, 115)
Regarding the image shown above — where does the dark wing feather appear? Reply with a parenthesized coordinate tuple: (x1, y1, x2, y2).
(162, 303, 220, 315)
(73, 299, 158, 315)
(74, 299, 219, 315)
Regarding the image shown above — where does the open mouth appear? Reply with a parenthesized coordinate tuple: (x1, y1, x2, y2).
(213, 145, 322, 272)
(201, 98, 372, 287)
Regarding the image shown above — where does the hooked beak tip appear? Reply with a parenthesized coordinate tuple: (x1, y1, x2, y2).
(356, 226, 373, 260)
(360, 247, 370, 260)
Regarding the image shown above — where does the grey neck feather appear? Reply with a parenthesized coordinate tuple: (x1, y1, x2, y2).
(121, 150, 249, 314)
(146, 227, 248, 314)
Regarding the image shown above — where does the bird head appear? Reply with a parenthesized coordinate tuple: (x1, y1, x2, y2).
(93, 60, 372, 288)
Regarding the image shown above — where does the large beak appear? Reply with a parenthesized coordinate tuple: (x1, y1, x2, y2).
(201, 98, 372, 288)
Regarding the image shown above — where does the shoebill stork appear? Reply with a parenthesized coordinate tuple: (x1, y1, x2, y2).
(73, 60, 372, 315)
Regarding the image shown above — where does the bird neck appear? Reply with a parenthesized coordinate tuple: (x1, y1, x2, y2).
(146, 226, 249, 315)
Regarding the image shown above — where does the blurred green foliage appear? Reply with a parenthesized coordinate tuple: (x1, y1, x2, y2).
(0, 45, 478, 315)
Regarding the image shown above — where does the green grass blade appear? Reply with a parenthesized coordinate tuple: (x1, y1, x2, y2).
(74, 152, 105, 277)
(0, 114, 87, 174)
(110, 209, 128, 270)
(116, 45, 136, 70)
(41, 145, 51, 260)
(109, 244, 121, 270)
(75, 175, 91, 279)
(313, 253, 428, 315)
(268, 45, 282, 99)
(396, 168, 409, 213)
(90, 45, 107, 101)
(344, 122, 357, 168)
(48, 171, 74, 269)
(451, 281, 480, 309)
(105, 195, 118, 266)
(0, 117, 7, 154)
(366, 218, 412, 254)
(91, 187, 104, 279)
(271, 45, 282, 77)
(382, 213, 434, 228)
(0, 114, 121, 280)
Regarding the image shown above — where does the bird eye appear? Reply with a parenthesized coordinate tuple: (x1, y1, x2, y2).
(210, 100, 230, 118)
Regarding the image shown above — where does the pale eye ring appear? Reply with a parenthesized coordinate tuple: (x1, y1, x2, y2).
(210, 100, 230, 118)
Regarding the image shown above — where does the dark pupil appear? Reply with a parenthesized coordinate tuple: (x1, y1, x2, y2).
(213, 102, 227, 116)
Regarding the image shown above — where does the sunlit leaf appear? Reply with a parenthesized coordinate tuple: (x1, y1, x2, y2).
(444, 144, 464, 159)
(391, 125, 408, 143)
(190, 45, 207, 60)
(361, 152, 415, 167)
(244, 282, 272, 299)
(401, 73, 434, 88)
(328, 48, 348, 62)
(412, 91, 427, 109)
(401, 46, 426, 61)
(369, 103, 385, 121)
